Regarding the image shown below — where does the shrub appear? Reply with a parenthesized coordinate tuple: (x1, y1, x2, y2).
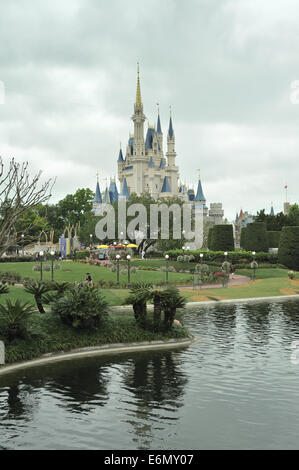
(266, 231, 281, 248)
(278, 226, 299, 270)
(51, 285, 109, 329)
(210, 225, 234, 251)
(0, 299, 35, 341)
(240, 227, 247, 250)
(244, 222, 268, 252)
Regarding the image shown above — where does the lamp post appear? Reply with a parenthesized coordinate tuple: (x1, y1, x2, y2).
(50, 250, 55, 281)
(165, 254, 169, 285)
(127, 255, 131, 288)
(116, 254, 120, 286)
(252, 251, 256, 280)
(39, 251, 44, 281)
(21, 234, 24, 256)
(182, 245, 185, 254)
(199, 253, 204, 286)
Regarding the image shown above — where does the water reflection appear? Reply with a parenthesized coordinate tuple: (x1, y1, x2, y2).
(1, 300, 299, 449)
(121, 351, 188, 449)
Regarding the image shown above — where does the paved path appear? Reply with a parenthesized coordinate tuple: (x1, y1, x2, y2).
(179, 274, 251, 290)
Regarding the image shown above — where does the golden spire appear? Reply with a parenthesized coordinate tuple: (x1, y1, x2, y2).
(136, 62, 142, 107)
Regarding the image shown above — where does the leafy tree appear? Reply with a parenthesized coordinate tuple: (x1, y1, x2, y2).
(0, 158, 54, 256)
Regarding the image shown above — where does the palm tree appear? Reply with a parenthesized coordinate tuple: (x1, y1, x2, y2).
(0, 284, 9, 295)
(0, 299, 35, 340)
(124, 283, 152, 327)
(23, 281, 52, 313)
(160, 287, 186, 331)
(42, 281, 71, 305)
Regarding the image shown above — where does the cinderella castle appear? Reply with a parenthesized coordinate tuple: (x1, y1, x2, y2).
(93, 66, 224, 245)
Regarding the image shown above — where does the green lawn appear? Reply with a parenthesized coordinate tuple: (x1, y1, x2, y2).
(183, 277, 296, 302)
(0, 262, 297, 307)
(0, 261, 192, 284)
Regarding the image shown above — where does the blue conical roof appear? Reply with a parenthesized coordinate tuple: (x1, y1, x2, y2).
(168, 116, 174, 139)
(161, 176, 171, 193)
(195, 179, 206, 202)
(270, 205, 274, 216)
(103, 187, 110, 204)
(118, 148, 124, 162)
(120, 178, 130, 199)
(109, 180, 119, 203)
(149, 156, 154, 168)
(159, 158, 165, 169)
(157, 114, 162, 134)
(145, 127, 155, 150)
(94, 181, 102, 204)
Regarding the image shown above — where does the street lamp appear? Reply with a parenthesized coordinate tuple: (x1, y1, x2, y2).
(50, 250, 55, 281)
(116, 254, 120, 286)
(252, 251, 257, 280)
(165, 254, 169, 285)
(39, 250, 44, 281)
(127, 255, 131, 287)
(21, 234, 24, 256)
(182, 246, 186, 253)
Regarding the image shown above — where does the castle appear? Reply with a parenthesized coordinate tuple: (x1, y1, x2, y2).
(93, 66, 224, 246)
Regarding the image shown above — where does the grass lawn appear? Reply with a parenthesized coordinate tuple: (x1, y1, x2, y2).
(0, 261, 192, 285)
(182, 276, 299, 302)
(0, 262, 297, 307)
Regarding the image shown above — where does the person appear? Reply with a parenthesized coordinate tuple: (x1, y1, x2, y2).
(231, 265, 235, 276)
(86, 272, 92, 286)
(141, 250, 145, 260)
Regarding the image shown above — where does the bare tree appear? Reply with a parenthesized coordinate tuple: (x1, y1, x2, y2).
(0, 157, 55, 256)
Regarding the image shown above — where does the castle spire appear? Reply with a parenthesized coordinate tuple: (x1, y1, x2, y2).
(136, 62, 142, 107)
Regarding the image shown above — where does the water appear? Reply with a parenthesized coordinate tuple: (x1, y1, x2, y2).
(1, 299, 299, 450)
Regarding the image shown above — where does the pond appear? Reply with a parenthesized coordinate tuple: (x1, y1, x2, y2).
(1, 299, 299, 450)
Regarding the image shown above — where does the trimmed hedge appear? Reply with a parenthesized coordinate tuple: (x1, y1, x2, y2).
(207, 228, 213, 249)
(266, 231, 281, 248)
(278, 226, 299, 270)
(165, 249, 279, 264)
(243, 222, 268, 252)
(210, 225, 234, 251)
(0, 256, 34, 263)
(240, 227, 247, 250)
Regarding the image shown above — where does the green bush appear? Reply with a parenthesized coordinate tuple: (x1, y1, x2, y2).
(278, 226, 299, 270)
(240, 227, 247, 250)
(0, 299, 36, 341)
(244, 222, 268, 252)
(266, 231, 281, 248)
(52, 285, 109, 329)
(210, 225, 234, 251)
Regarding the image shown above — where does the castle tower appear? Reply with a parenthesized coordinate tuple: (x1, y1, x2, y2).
(132, 63, 146, 157)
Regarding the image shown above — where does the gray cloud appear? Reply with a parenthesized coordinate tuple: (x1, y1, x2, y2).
(0, 0, 299, 219)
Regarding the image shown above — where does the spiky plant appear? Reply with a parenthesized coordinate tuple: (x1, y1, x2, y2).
(0, 299, 35, 340)
(0, 284, 9, 295)
(23, 280, 53, 313)
(160, 287, 186, 331)
(124, 282, 152, 327)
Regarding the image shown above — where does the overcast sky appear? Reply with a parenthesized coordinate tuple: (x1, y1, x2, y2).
(0, 0, 299, 220)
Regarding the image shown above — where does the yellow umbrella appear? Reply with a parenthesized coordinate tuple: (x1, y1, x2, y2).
(97, 245, 109, 249)
(127, 244, 138, 248)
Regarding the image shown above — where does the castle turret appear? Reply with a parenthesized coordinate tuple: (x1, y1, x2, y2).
(156, 110, 163, 152)
(132, 64, 146, 157)
(166, 111, 176, 166)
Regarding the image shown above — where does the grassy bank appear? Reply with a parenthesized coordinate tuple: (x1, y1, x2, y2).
(0, 311, 189, 365)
